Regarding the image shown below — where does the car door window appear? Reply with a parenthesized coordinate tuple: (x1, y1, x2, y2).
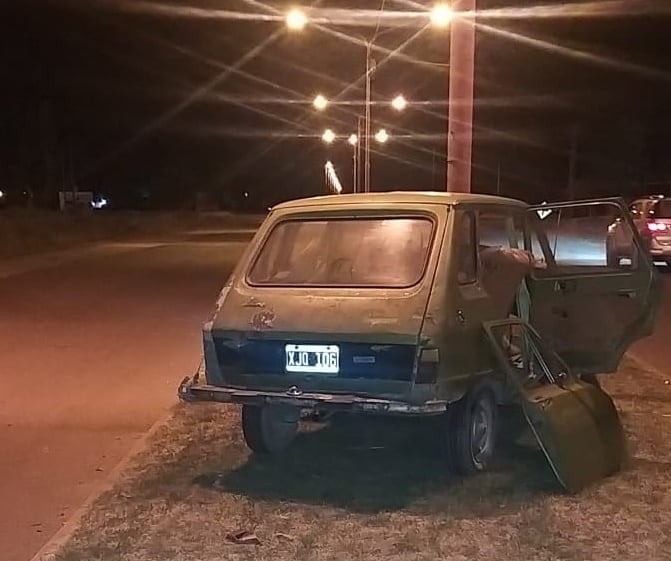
(525, 199, 660, 375)
(528, 201, 640, 276)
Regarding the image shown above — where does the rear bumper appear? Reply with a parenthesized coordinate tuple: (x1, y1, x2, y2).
(650, 248, 671, 259)
(649, 238, 671, 259)
(177, 374, 447, 415)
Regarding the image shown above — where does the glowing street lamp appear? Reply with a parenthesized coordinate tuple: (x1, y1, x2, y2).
(430, 3, 453, 28)
(313, 94, 328, 111)
(347, 133, 358, 146)
(375, 129, 389, 144)
(322, 128, 336, 144)
(391, 94, 407, 112)
(430, 3, 453, 27)
(286, 8, 307, 31)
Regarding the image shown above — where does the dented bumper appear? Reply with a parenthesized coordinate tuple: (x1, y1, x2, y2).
(177, 374, 447, 415)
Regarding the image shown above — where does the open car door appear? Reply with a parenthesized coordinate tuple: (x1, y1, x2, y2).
(525, 198, 660, 375)
(484, 319, 625, 493)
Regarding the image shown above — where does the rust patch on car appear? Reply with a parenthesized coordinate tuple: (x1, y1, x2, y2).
(250, 309, 275, 330)
(243, 297, 265, 308)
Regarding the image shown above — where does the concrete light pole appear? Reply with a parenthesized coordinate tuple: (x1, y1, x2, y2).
(446, 0, 476, 193)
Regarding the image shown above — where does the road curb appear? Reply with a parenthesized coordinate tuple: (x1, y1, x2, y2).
(29, 406, 178, 561)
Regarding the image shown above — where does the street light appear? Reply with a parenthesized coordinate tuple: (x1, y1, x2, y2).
(286, 8, 307, 31)
(391, 94, 407, 112)
(375, 129, 389, 144)
(430, 3, 453, 28)
(286, 6, 453, 192)
(313, 94, 328, 111)
(347, 134, 358, 146)
(322, 128, 336, 144)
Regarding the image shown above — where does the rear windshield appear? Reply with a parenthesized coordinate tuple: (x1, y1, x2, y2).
(652, 200, 671, 219)
(248, 217, 435, 287)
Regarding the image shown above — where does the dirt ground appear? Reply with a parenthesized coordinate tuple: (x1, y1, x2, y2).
(56, 357, 671, 561)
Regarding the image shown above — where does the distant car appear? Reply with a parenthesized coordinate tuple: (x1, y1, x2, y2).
(608, 195, 671, 268)
(179, 192, 660, 492)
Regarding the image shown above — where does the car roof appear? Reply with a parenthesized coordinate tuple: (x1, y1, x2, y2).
(272, 191, 528, 211)
(634, 195, 666, 203)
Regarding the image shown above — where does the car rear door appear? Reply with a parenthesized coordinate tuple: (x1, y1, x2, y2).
(524, 198, 660, 375)
(484, 319, 625, 493)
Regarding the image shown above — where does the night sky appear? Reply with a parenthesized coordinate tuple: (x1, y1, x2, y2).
(2, 0, 671, 209)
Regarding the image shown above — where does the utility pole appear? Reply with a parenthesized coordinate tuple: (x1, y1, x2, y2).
(353, 117, 363, 193)
(364, 41, 373, 193)
(567, 124, 578, 200)
(496, 163, 501, 196)
(446, 0, 476, 193)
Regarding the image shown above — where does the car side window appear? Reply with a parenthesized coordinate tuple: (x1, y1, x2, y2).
(457, 211, 477, 285)
(479, 210, 524, 250)
(528, 201, 640, 276)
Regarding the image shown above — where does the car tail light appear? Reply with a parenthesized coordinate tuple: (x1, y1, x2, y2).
(647, 221, 668, 233)
(415, 347, 439, 384)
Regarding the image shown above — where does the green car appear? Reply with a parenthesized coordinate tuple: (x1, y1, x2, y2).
(180, 192, 660, 492)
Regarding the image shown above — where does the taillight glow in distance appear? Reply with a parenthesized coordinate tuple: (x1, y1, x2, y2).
(647, 221, 668, 233)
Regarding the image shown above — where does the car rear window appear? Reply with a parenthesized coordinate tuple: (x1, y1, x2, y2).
(248, 217, 435, 287)
(652, 200, 671, 218)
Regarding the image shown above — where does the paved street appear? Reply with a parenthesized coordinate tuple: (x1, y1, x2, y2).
(0, 231, 250, 561)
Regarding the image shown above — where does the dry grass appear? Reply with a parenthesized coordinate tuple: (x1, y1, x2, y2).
(57, 357, 671, 561)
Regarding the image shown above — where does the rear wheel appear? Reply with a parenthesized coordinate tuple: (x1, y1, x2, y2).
(446, 387, 498, 475)
(241, 404, 300, 454)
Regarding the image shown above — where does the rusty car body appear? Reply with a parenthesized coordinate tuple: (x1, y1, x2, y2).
(179, 192, 660, 491)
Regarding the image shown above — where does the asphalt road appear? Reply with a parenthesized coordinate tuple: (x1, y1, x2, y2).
(0, 232, 250, 561)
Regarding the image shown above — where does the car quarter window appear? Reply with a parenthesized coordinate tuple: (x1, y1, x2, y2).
(457, 211, 477, 284)
(479, 210, 524, 250)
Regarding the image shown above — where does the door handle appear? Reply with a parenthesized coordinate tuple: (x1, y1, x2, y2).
(617, 289, 637, 299)
(554, 279, 576, 293)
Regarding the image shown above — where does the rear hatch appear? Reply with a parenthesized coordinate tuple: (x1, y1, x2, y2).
(208, 212, 443, 401)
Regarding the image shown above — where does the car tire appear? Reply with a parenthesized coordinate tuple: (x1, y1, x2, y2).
(241, 404, 300, 454)
(446, 387, 498, 475)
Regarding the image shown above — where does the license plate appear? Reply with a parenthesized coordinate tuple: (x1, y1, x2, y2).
(285, 344, 339, 374)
